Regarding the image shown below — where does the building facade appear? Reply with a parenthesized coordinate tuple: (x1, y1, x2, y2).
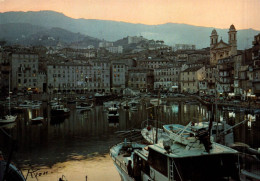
(11, 52, 40, 92)
(180, 66, 205, 93)
(47, 60, 110, 94)
(111, 62, 126, 93)
(128, 68, 154, 92)
(210, 25, 237, 65)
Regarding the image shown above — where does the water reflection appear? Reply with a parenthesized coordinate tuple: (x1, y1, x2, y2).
(0, 100, 259, 169)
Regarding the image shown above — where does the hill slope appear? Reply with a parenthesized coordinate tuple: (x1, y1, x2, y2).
(0, 11, 259, 49)
(0, 23, 101, 47)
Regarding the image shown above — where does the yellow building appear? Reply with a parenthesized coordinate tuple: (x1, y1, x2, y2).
(210, 25, 237, 65)
(180, 66, 205, 93)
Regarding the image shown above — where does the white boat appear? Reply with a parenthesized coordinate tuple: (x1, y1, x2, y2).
(141, 126, 169, 144)
(0, 73, 17, 124)
(162, 122, 218, 150)
(163, 119, 239, 147)
(110, 139, 240, 181)
(0, 115, 17, 124)
(107, 106, 119, 123)
(30, 116, 44, 124)
(18, 100, 41, 108)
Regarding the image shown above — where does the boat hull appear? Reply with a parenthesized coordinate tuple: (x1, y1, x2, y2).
(0, 115, 17, 124)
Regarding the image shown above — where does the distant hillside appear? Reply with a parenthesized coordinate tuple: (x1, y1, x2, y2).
(0, 23, 101, 47)
(0, 10, 259, 49)
(0, 23, 47, 43)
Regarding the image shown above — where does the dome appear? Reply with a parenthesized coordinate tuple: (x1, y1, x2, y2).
(211, 29, 218, 35)
(229, 24, 236, 31)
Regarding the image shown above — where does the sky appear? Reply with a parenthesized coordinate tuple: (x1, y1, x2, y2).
(0, 0, 260, 30)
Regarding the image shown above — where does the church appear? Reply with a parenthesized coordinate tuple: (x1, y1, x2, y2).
(210, 25, 237, 65)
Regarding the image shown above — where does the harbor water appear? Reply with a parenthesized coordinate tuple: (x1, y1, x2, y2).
(0, 99, 259, 180)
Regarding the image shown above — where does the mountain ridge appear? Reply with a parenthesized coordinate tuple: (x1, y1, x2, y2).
(0, 10, 259, 49)
(1, 10, 259, 31)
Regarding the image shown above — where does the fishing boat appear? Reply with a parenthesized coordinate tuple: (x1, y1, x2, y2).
(111, 111, 241, 181)
(110, 138, 240, 181)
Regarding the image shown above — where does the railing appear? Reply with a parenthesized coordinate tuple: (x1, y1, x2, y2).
(110, 150, 128, 174)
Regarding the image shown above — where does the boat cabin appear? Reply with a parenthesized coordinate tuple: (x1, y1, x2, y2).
(132, 143, 240, 181)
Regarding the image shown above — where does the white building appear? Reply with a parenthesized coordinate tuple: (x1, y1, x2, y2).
(107, 46, 123, 54)
(47, 60, 110, 94)
(99, 41, 114, 48)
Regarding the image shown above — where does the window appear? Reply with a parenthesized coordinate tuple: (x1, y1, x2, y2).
(148, 149, 168, 176)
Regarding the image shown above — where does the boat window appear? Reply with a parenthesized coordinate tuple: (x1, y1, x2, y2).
(172, 154, 240, 181)
(141, 158, 150, 176)
(148, 148, 168, 177)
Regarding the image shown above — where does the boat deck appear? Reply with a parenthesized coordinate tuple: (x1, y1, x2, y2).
(149, 141, 238, 158)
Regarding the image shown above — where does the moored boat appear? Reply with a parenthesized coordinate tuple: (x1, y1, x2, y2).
(30, 116, 44, 124)
(51, 104, 70, 116)
(110, 139, 240, 181)
(0, 115, 17, 124)
(76, 102, 93, 110)
(107, 106, 119, 123)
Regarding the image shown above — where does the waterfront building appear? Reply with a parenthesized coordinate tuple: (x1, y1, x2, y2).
(252, 33, 260, 96)
(216, 57, 234, 95)
(111, 61, 126, 94)
(153, 66, 173, 92)
(90, 60, 111, 93)
(180, 66, 205, 93)
(128, 68, 154, 92)
(47, 60, 110, 94)
(198, 65, 217, 96)
(0, 51, 11, 94)
(210, 25, 237, 65)
(153, 65, 180, 92)
(11, 51, 40, 93)
(233, 54, 244, 97)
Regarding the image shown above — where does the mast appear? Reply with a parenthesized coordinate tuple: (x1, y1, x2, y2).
(155, 85, 161, 144)
(8, 72, 11, 115)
